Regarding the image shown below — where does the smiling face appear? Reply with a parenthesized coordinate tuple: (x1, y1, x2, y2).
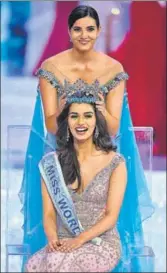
(69, 16, 100, 52)
(68, 103, 96, 143)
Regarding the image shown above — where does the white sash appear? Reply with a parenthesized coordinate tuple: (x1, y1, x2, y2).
(39, 152, 102, 245)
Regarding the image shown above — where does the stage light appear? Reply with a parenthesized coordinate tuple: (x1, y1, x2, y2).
(111, 7, 120, 15)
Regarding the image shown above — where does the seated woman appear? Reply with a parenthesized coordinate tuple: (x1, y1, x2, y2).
(25, 87, 127, 272)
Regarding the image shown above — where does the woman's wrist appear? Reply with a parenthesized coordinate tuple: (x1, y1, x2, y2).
(77, 232, 88, 244)
(47, 232, 58, 241)
(45, 228, 58, 241)
(44, 220, 58, 240)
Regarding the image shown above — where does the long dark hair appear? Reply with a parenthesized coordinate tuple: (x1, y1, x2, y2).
(68, 5, 100, 30)
(56, 104, 116, 191)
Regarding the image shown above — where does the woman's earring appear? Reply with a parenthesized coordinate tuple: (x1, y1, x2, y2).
(66, 127, 70, 142)
(94, 126, 99, 139)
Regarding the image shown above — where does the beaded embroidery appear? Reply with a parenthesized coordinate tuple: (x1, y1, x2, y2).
(36, 68, 64, 93)
(36, 68, 129, 103)
(63, 78, 100, 103)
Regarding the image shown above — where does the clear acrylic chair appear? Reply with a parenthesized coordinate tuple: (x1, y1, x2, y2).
(5, 125, 32, 272)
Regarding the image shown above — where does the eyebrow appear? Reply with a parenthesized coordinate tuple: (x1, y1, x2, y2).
(69, 111, 94, 115)
(73, 25, 96, 28)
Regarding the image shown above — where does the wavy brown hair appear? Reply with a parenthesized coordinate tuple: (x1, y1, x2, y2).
(56, 104, 116, 191)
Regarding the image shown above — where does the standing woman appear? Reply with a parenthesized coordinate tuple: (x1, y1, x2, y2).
(20, 5, 154, 272)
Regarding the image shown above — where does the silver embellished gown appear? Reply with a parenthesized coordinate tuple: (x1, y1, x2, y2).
(25, 154, 124, 272)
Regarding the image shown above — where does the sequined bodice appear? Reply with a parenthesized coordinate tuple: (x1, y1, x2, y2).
(57, 153, 124, 241)
(26, 154, 124, 272)
(36, 69, 129, 99)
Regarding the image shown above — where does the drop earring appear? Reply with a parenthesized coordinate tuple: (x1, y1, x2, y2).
(94, 126, 99, 139)
(67, 127, 70, 142)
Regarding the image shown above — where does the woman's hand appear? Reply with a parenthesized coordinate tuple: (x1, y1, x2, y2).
(57, 94, 67, 116)
(95, 93, 107, 117)
(47, 235, 61, 252)
(57, 236, 85, 253)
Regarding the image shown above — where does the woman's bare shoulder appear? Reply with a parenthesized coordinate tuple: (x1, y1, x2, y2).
(108, 151, 125, 164)
(42, 50, 71, 67)
(98, 52, 124, 72)
(101, 150, 117, 163)
(106, 56, 124, 73)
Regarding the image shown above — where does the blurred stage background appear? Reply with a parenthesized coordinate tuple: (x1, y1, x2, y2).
(1, 1, 166, 272)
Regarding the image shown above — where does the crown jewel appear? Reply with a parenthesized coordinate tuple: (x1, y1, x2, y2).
(63, 78, 100, 104)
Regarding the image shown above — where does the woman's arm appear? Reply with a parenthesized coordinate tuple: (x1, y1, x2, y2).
(104, 63, 125, 136)
(39, 61, 66, 134)
(78, 160, 127, 244)
(39, 77, 58, 134)
(41, 178, 58, 241)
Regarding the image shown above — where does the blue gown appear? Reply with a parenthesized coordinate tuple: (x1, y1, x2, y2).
(19, 69, 154, 272)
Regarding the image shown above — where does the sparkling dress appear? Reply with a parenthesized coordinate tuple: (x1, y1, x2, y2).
(25, 154, 124, 272)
